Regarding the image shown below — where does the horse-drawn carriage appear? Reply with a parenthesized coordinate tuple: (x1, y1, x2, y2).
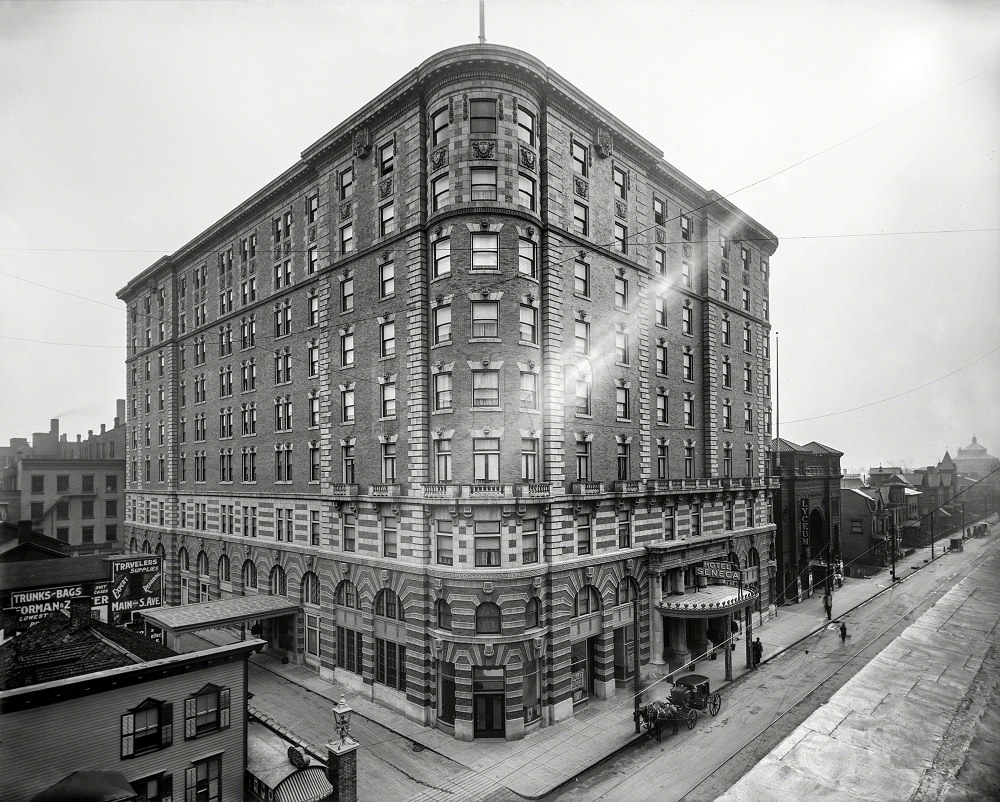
(671, 673, 722, 718)
(635, 673, 722, 742)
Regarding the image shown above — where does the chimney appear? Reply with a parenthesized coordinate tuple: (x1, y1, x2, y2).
(60, 434, 67, 443)
(116, 398, 126, 428)
(1, 606, 20, 637)
(101, 424, 106, 435)
(17, 519, 33, 545)
(88, 429, 94, 440)
(50, 418, 59, 439)
(76, 434, 81, 443)
(68, 597, 93, 630)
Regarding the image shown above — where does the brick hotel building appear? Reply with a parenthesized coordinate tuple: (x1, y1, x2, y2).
(118, 44, 778, 741)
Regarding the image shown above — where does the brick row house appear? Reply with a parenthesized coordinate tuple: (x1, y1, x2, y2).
(117, 44, 778, 741)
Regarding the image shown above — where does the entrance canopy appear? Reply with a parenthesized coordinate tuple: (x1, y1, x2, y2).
(657, 585, 758, 619)
(140, 595, 298, 636)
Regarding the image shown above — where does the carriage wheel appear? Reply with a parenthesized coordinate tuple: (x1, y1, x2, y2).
(709, 693, 721, 716)
(686, 709, 697, 729)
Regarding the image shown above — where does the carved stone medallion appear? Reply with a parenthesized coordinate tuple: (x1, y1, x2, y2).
(471, 140, 496, 159)
(573, 176, 589, 199)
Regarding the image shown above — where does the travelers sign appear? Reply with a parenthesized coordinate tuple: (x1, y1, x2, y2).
(109, 556, 163, 624)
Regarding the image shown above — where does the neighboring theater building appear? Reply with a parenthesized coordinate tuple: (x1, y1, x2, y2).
(770, 439, 842, 602)
(0, 599, 262, 802)
(118, 43, 778, 740)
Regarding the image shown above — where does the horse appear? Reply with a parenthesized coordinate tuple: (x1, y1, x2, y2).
(636, 701, 682, 742)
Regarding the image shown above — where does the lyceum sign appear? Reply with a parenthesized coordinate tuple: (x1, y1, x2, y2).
(800, 498, 810, 545)
(109, 556, 163, 624)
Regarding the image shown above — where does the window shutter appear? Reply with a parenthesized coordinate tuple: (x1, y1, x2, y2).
(161, 772, 173, 802)
(160, 701, 174, 747)
(185, 767, 197, 802)
(219, 687, 231, 729)
(185, 697, 197, 739)
(120, 712, 134, 758)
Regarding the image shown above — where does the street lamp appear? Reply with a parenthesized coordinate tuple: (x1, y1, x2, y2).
(326, 695, 361, 802)
(332, 695, 356, 746)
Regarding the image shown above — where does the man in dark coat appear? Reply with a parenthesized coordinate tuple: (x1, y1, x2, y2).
(839, 622, 847, 643)
(752, 638, 763, 667)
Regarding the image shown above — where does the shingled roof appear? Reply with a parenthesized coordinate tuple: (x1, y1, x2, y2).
(0, 606, 176, 691)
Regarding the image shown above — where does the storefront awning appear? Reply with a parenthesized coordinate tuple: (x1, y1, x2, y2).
(657, 585, 758, 619)
(140, 595, 299, 635)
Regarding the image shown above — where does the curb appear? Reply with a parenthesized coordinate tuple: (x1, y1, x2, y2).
(249, 651, 458, 766)
(245, 522, 994, 801)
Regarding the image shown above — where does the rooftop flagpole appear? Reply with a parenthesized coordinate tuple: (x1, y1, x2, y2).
(479, 0, 486, 44)
(775, 331, 780, 441)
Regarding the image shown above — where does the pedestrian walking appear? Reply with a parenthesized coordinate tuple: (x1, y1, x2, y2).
(823, 593, 832, 619)
(839, 622, 847, 643)
(752, 638, 763, 667)
(731, 618, 740, 642)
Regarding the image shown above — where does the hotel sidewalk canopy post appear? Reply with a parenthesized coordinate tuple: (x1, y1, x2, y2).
(326, 695, 360, 802)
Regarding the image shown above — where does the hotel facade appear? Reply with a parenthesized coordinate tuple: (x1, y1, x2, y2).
(118, 44, 778, 741)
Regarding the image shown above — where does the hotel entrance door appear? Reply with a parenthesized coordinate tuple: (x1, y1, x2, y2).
(473, 667, 505, 738)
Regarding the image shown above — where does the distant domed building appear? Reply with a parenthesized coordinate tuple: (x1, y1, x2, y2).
(954, 435, 999, 479)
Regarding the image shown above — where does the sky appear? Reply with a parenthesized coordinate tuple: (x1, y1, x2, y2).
(0, 0, 997, 474)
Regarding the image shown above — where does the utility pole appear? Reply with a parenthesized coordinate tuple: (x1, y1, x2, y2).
(930, 511, 935, 561)
(632, 591, 640, 733)
(962, 501, 966, 539)
(824, 546, 832, 619)
(890, 518, 897, 582)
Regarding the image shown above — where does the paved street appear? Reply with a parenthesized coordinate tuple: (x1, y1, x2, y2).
(542, 529, 999, 802)
(247, 662, 469, 802)
(184, 522, 996, 802)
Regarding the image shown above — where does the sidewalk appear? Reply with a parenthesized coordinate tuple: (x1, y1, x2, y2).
(199, 517, 995, 801)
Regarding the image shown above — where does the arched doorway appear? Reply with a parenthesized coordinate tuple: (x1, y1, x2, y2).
(808, 508, 826, 560)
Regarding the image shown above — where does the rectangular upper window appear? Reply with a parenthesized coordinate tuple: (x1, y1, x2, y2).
(470, 99, 497, 134)
(518, 238, 536, 277)
(184, 685, 230, 739)
(339, 166, 354, 201)
(518, 173, 536, 211)
(653, 196, 665, 226)
(517, 107, 535, 146)
(471, 300, 500, 338)
(572, 140, 588, 177)
(572, 201, 588, 236)
(121, 699, 173, 758)
(432, 174, 450, 211)
(379, 203, 395, 237)
(379, 141, 394, 176)
(681, 213, 691, 241)
(471, 232, 499, 271)
(432, 106, 449, 145)
(613, 165, 627, 200)
(614, 222, 628, 254)
(471, 168, 497, 201)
